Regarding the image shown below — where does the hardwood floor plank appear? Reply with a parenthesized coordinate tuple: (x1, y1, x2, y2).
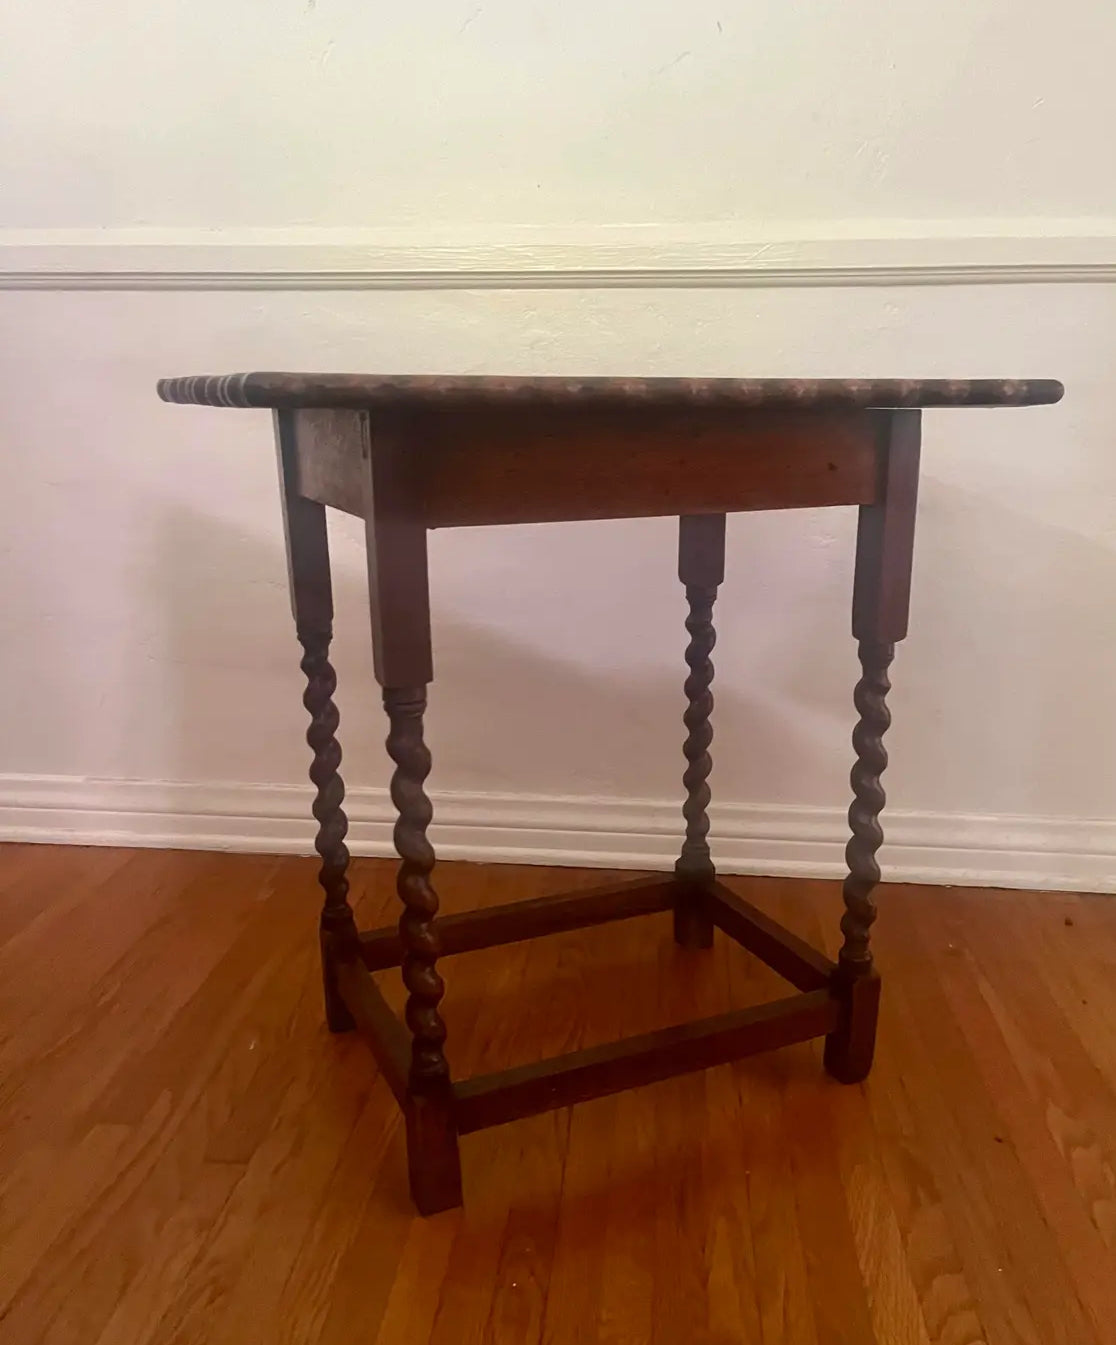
(648, 941, 718, 1345)
(835, 1102, 935, 1345)
(275, 1091, 406, 1345)
(0, 870, 318, 1344)
(0, 1123, 134, 1322)
(1, 853, 281, 1164)
(863, 1064, 990, 1345)
(1, 850, 1114, 1344)
(722, 888, 822, 1345)
(311, 1125, 416, 1345)
(783, 1070, 879, 1345)
(589, 919, 663, 1345)
(371, 1211, 461, 1344)
(884, 903, 1099, 1345)
(0, 848, 179, 1072)
(0, 844, 133, 951)
(788, 894, 933, 1345)
(916, 895, 1116, 1338)
(142, 886, 381, 1345)
(698, 941, 767, 1345)
(431, 908, 594, 1344)
(1021, 896, 1116, 1088)
(91, 1159, 246, 1345)
(478, 926, 581, 1345)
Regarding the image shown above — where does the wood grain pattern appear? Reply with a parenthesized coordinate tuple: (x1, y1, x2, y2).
(333, 957, 410, 1105)
(348, 860, 845, 1175)
(289, 406, 883, 527)
(156, 372, 1065, 411)
(415, 407, 879, 526)
(852, 410, 921, 643)
(453, 989, 839, 1134)
(357, 875, 676, 970)
(2, 847, 1113, 1344)
(362, 424, 434, 688)
(289, 408, 368, 521)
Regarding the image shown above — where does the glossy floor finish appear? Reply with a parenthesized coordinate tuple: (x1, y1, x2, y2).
(1, 845, 1114, 1344)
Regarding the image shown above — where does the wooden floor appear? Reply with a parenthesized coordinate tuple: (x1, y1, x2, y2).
(2, 846, 1115, 1344)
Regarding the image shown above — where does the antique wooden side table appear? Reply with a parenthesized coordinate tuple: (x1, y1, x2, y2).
(158, 372, 1062, 1214)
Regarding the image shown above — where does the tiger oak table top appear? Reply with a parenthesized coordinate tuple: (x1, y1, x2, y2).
(156, 372, 1064, 412)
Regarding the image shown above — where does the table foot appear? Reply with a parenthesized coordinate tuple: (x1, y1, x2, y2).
(823, 970, 881, 1083)
(406, 1091, 463, 1215)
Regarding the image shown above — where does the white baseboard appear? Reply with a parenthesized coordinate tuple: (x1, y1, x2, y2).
(0, 775, 1112, 894)
(2, 220, 1116, 289)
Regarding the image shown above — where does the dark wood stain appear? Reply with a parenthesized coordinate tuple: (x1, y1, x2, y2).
(357, 875, 677, 970)
(274, 409, 359, 1035)
(453, 989, 841, 1135)
(158, 371, 1064, 410)
(416, 406, 878, 525)
(672, 513, 724, 948)
(291, 406, 881, 526)
(157, 364, 1063, 1215)
(332, 955, 409, 1104)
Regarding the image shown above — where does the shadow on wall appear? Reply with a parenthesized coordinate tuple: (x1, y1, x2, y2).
(145, 500, 860, 811)
(898, 474, 1116, 820)
(144, 470, 1116, 832)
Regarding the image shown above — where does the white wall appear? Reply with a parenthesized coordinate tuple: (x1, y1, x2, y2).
(2, 3, 1115, 889)
(3, 0, 1115, 228)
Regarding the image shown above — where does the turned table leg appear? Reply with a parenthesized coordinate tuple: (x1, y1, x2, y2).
(825, 410, 920, 1083)
(822, 639, 890, 1081)
(364, 420, 463, 1213)
(275, 411, 358, 1032)
(674, 514, 726, 949)
(383, 685, 462, 1212)
(299, 625, 358, 1033)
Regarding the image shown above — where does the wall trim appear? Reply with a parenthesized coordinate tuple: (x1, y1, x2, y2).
(1, 775, 1113, 894)
(3, 221, 1116, 290)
